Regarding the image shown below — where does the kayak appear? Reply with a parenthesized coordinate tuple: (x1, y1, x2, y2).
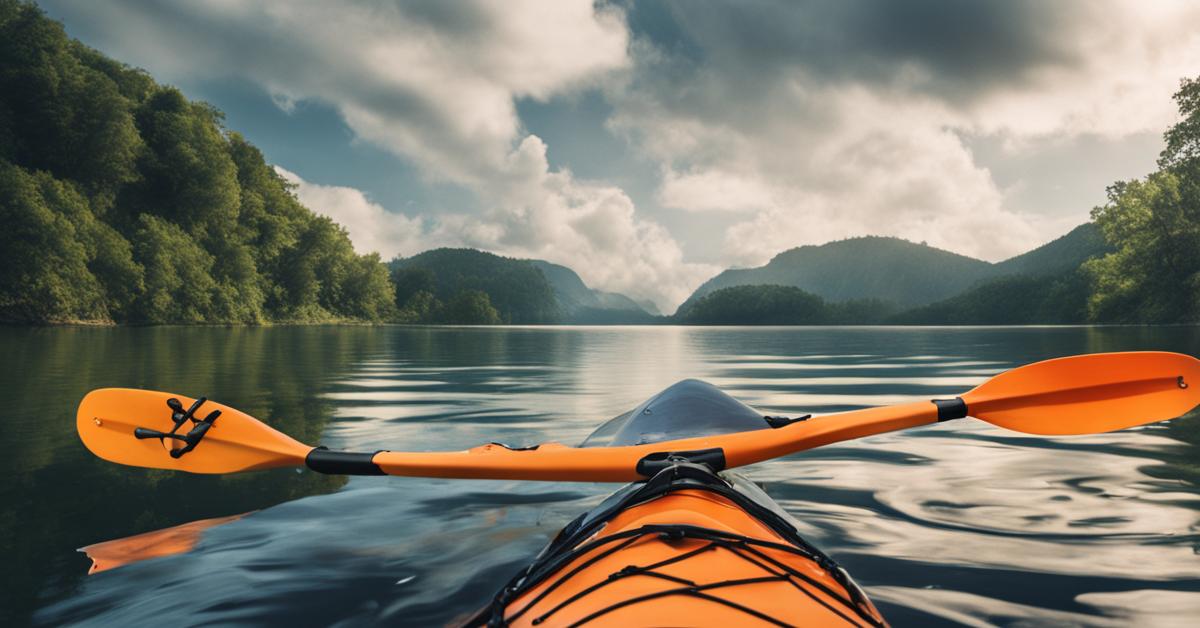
(73, 352, 1200, 626)
(466, 380, 886, 627)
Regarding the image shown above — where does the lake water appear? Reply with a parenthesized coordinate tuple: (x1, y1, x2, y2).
(3, 325, 1199, 626)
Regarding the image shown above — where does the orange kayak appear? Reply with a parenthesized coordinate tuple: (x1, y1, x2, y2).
(466, 380, 886, 627)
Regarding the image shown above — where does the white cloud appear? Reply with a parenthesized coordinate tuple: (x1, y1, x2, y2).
(963, 1, 1200, 139)
(606, 0, 1200, 266)
(43, 0, 629, 185)
(274, 166, 425, 260)
(430, 136, 718, 311)
(40, 0, 714, 309)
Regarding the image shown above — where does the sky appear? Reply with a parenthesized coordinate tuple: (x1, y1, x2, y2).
(38, 0, 1200, 312)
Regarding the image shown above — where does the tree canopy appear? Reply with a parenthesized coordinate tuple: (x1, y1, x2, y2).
(389, 248, 559, 324)
(0, 1, 395, 324)
(1086, 77, 1200, 323)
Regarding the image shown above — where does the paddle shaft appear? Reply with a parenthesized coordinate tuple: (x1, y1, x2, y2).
(306, 400, 954, 482)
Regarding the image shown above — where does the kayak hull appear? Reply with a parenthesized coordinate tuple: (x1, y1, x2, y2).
(470, 463, 885, 627)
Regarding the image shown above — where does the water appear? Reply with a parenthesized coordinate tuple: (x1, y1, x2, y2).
(3, 325, 1199, 626)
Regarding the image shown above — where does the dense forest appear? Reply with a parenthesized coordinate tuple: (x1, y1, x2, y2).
(1085, 76, 1200, 324)
(680, 236, 996, 311)
(389, 249, 555, 324)
(388, 248, 657, 325)
(0, 1, 395, 324)
(675, 284, 895, 325)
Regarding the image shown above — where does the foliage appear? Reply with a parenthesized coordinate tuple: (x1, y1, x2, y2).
(889, 271, 1090, 325)
(389, 248, 560, 323)
(440, 289, 501, 324)
(675, 284, 894, 325)
(0, 2, 395, 324)
(680, 236, 997, 312)
(1086, 78, 1200, 323)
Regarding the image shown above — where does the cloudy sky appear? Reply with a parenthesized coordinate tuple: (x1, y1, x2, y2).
(40, 0, 1200, 311)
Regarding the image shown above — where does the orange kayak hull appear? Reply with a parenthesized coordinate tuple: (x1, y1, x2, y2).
(471, 465, 886, 627)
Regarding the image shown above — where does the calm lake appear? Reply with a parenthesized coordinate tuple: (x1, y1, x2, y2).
(4, 325, 1200, 626)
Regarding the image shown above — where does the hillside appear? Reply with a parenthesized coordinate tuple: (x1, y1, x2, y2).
(678, 225, 1112, 316)
(677, 284, 896, 325)
(889, 271, 1090, 325)
(389, 249, 559, 324)
(528, 260, 655, 323)
(991, 223, 1110, 277)
(679, 236, 995, 313)
(0, 2, 395, 324)
(389, 250, 654, 324)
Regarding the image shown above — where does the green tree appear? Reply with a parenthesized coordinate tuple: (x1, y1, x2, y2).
(339, 253, 397, 322)
(389, 249, 560, 323)
(391, 266, 435, 308)
(676, 284, 834, 325)
(397, 289, 439, 323)
(131, 214, 219, 324)
(0, 163, 109, 322)
(441, 289, 501, 324)
(1085, 77, 1200, 323)
(0, 1, 142, 211)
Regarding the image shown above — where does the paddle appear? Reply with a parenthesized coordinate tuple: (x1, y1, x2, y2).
(77, 351, 1200, 482)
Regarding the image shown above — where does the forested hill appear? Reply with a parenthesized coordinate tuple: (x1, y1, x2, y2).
(528, 260, 656, 323)
(0, 2, 395, 324)
(388, 250, 654, 324)
(680, 236, 995, 312)
(678, 223, 1112, 316)
(991, 223, 1110, 277)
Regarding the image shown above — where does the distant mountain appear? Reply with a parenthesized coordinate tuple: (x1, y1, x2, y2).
(389, 248, 559, 323)
(528, 260, 656, 323)
(888, 271, 1090, 325)
(679, 236, 994, 313)
(677, 224, 1113, 316)
(677, 284, 897, 325)
(388, 250, 653, 324)
(886, 226, 1108, 325)
(991, 223, 1111, 277)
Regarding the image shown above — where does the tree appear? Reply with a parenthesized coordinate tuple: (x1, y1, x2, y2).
(1086, 78, 1200, 323)
(441, 290, 501, 324)
(1086, 173, 1198, 322)
(676, 284, 833, 325)
(131, 214, 219, 323)
(397, 289, 439, 323)
(0, 3, 403, 325)
(391, 266, 435, 307)
(0, 163, 108, 322)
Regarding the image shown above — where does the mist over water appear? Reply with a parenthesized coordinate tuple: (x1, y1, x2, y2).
(4, 325, 1199, 626)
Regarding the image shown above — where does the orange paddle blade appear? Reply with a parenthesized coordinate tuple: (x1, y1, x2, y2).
(964, 351, 1200, 435)
(77, 388, 311, 473)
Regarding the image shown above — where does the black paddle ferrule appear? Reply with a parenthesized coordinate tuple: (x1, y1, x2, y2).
(636, 448, 726, 477)
(305, 447, 386, 475)
(932, 397, 968, 421)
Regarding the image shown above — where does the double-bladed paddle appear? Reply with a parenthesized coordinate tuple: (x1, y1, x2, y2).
(77, 351, 1200, 482)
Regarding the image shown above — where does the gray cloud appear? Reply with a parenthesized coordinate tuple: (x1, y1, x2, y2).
(625, 0, 1087, 101)
(608, 0, 1200, 266)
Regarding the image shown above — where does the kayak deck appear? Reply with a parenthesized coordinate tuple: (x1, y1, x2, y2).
(472, 464, 885, 627)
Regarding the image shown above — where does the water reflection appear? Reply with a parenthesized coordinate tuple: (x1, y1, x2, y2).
(3, 325, 1198, 626)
